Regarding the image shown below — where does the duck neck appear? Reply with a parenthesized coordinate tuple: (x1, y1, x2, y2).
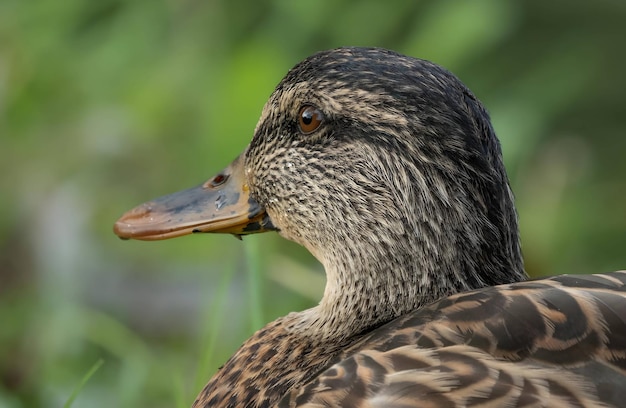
(303, 197, 526, 341)
(306, 245, 436, 341)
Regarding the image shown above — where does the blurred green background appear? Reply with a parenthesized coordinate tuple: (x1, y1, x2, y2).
(1, 0, 625, 406)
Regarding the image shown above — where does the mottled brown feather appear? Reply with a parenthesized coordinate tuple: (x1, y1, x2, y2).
(117, 48, 626, 408)
(282, 272, 626, 407)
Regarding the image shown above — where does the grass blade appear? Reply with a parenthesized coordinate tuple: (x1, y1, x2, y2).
(64, 359, 104, 408)
(245, 237, 263, 330)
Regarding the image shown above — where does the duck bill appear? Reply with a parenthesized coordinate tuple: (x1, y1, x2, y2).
(113, 155, 274, 241)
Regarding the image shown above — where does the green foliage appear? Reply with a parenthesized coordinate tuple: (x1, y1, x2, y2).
(1, 0, 625, 406)
(64, 359, 103, 408)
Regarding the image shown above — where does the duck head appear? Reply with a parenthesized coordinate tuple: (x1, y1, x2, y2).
(115, 47, 525, 321)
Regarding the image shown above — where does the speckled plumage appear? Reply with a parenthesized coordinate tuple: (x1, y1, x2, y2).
(282, 272, 626, 407)
(115, 48, 626, 408)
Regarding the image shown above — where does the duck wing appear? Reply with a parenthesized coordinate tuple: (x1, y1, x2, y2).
(280, 271, 626, 407)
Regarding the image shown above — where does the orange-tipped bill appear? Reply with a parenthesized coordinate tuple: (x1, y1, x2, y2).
(113, 155, 274, 240)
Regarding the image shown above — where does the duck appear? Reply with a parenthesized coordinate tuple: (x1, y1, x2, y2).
(113, 47, 626, 407)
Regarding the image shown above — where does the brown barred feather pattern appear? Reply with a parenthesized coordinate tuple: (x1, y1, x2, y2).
(282, 272, 626, 407)
(114, 48, 626, 408)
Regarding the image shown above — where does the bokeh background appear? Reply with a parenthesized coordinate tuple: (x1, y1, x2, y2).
(2, 0, 625, 406)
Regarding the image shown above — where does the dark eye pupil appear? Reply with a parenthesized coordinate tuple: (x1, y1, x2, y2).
(302, 110, 313, 125)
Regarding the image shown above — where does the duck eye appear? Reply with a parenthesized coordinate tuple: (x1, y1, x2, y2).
(298, 106, 323, 134)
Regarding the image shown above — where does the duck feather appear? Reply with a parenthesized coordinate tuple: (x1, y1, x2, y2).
(113, 47, 626, 408)
(282, 272, 626, 407)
